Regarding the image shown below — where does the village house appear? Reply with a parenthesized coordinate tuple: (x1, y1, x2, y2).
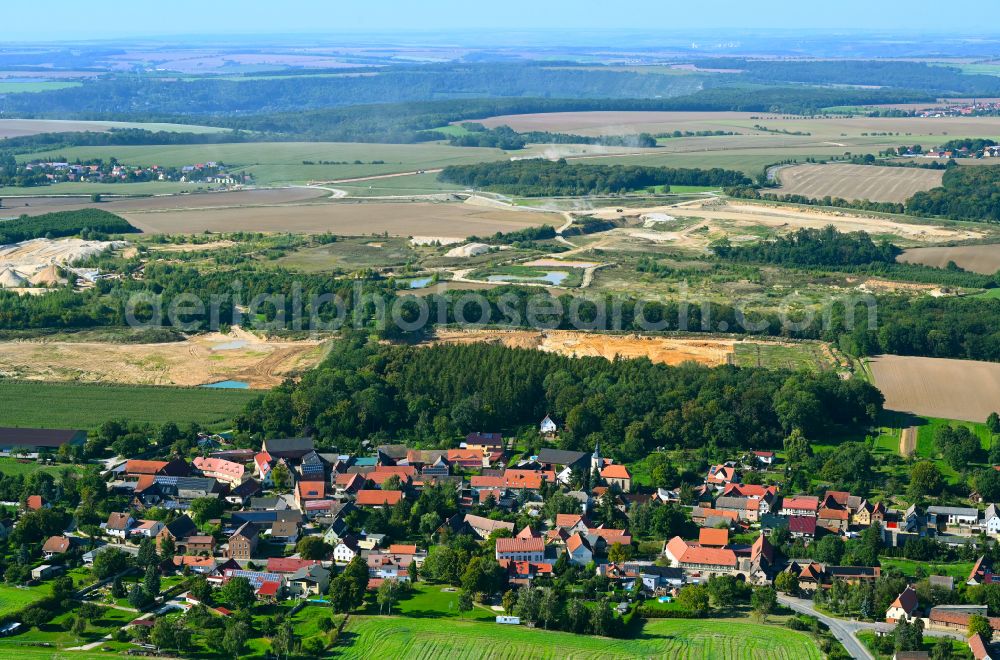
(42, 535, 71, 558)
(261, 437, 315, 461)
(355, 490, 404, 508)
(705, 464, 739, 488)
(295, 481, 327, 510)
(130, 519, 164, 539)
(715, 496, 761, 522)
(984, 504, 1000, 535)
(156, 515, 198, 552)
(600, 464, 632, 492)
(788, 516, 817, 539)
(173, 556, 217, 574)
(698, 528, 729, 547)
(333, 537, 361, 564)
(463, 514, 515, 540)
(566, 533, 594, 565)
(663, 536, 737, 576)
(886, 586, 920, 623)
(780, 496, 820, 517)
(193, 456, 246, 486)
(104, 512, 135, 539)
(927, 505, 979, 530)
(817, 507, 850, 534)
(465, 432, 504, 454)
(495, 536, 545, 563)
(185, 534, 215, 555)
(539, 415, 558, 436)
(226, 522, 260, 560)
(287, 565, 331, 598)
(751, 450, 775, 467)
(968, 556, 996, 586)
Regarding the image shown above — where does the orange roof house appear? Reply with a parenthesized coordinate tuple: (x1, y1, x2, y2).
(356, 490, 404, 507)
(698, 528, 730, 547)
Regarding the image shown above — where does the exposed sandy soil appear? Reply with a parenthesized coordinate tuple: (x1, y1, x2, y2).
(900, 426, 917, 457)
(3, 187, 328, 217)
(431, 329, 737, 366)
(898, 244, 1000, 274)
(589, 200, 980, 244)
(0, 329, 326, 388)
(776, 164, 944, 204)
(120, 201, 555, 238)
(869, 354, 1000, 423)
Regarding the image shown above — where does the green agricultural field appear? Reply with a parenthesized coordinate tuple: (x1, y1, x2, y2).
(18, 142, 514, 187)
(879, 558, 975, 581)
(332, 616, 823, 659)
(331, 172, 467, 197)
(0, 380, 256, 429)
(276, 237, 418, 272)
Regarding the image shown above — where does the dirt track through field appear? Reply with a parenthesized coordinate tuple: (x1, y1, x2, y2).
(869, 354, 1000, 423)
(776, 164, 944, 203)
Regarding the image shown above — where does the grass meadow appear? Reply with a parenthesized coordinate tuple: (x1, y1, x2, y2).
(332, 616, 823, 659)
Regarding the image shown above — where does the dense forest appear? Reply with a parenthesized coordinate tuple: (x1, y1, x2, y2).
(1, 86, 932, 144)
(906, 166, 1000, 222)
(694, 58, 1000, 96)
(439, 159, 751, 196)
(235, 336, 883, 458)
(712, 226, 901, 266)
(0, 209, 138, 244)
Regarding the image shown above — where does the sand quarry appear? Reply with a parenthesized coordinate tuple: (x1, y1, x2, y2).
(433, 329, 742, 367)
(587, 199, 981, 248)
(0, 328, 326, 388)
(0, 238, 125, 288)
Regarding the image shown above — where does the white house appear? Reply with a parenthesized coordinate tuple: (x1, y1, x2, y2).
(985, 504, 1000, 535)
(566, 533, 594, 566)
(130, 520, 164, 539)
(927, 505, 979, 528)
(539, 415, 558, 436)
(104, 512, 134, 539)
(885, 586, 919, 623)
(333, 538, 360, 564)
(495, 537, 544, 563)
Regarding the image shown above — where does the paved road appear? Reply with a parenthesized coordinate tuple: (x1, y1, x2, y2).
(779, 594, 966, 659)
(779, 594, 875, 660)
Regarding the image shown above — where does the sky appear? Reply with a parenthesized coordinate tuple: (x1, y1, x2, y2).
(6, 0, 1000, 40)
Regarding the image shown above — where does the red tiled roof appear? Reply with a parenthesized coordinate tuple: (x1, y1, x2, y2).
(125, 459, 168, 475)
(496, 537, 544, 554)
(566, 533, 591, 553)
(193, 456, 245, 480)
(788, 516, 818, 534)
(388, 544, 417, 555)
(969, 633, 991, 659)
(43, 535, 70, 553)
(600, 464, 631, 479)
(356, 490, 403, 506)
(666, 536, 737, 567)
(723, 483, 777, 499)
(256, 581, 280, 597)
(699, 528, 730, 547)
(26, 495, 43, 510)
(555, 514, 585, 528)
(819, 507, 850, 521)
(296, 481, 326, 500)
(266, 558, 321, 573)
(782, 496, 820, 512)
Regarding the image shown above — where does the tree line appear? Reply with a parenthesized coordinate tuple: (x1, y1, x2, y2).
(439, 159, 751, 196)
(906, 165, 1000, 222)
(0, 209, 138, 244)
(712, 226, 901, 266)
(235, 335, 883, 459)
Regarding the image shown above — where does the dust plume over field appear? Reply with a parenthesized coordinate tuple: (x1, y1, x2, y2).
(776, 164, 944, 203)
(869, 354, 1000, 423)
(898, 244, 1000, 274)
(121, 201, 554, 239)
(0, 330, 326, 389)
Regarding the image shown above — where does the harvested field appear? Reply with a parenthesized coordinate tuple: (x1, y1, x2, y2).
(3, 187, 328, 217)
(869, 354, 1000, 423)
(121, 201, 554, 238)
(776, 164, 944, 203)
(898, 244, 1000, 274)
(0, 118, 222, 139)
(0, 329, 325, 389)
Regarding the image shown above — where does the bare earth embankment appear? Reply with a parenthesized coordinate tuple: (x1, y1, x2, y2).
(0, 330, 325, 388)
(776, 164, 944, 203)
(898, 245, 1000, 275)
(869, 354, 1000, 422)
